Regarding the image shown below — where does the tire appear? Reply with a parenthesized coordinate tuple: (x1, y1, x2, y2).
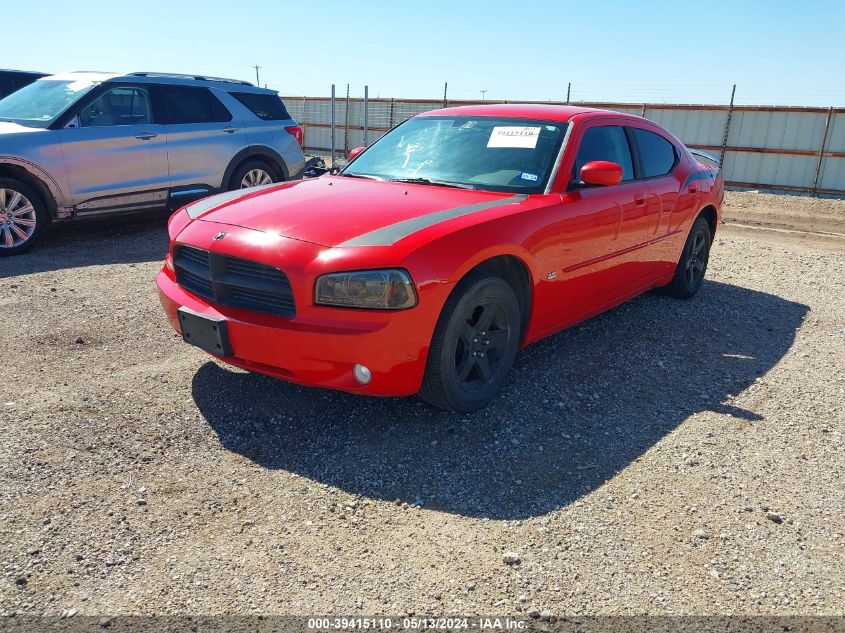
(0, 178, 48, 257)
(659, 215, 712, 299)
(229, 160, 280, 190)
(420, 271, 521, 412)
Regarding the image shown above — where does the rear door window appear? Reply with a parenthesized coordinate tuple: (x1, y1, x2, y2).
(230, 92, 291, 120)
(630, 128, 677, 177)
(573, 125, 635, 182)
(160, 86, 231, 124)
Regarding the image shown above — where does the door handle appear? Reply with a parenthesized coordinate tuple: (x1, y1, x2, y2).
(222, 126, 239, 134)
(135, 131, 157, 140)
(688, 185, 698, 193)
(634, 195, 646, 206)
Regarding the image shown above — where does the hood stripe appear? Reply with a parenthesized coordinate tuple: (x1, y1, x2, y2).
(338, 194, 527, 247)
(185, 184, 276, 219)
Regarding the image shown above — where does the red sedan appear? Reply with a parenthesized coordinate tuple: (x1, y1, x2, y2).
(157, 104, 723, 411)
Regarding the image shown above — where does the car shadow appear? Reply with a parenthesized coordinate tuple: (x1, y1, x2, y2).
(192, 281, 808, 520)
(0, 211, 170, 279)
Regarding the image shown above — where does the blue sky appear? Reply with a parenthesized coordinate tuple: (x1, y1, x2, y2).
(4, 0, 844, 105)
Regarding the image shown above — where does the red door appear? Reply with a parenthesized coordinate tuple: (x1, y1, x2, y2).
(536, 123, 647, 330)
(628, 126, 694, 271)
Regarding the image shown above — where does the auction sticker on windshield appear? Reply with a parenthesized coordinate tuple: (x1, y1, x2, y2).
(487, 126, 541, 149)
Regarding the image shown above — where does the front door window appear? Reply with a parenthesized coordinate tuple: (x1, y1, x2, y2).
(75, 86, 153, 127)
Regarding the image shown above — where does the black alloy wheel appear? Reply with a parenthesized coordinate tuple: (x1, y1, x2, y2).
(420, 272, 521, 412)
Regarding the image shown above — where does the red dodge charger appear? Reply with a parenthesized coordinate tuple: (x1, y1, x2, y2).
(157, 104, 723, 411)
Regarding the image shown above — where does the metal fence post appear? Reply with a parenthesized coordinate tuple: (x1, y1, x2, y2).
(330, 84, 336, 167)
(301, 96, 307, 149)
(389, 98, 395, 128)
(363, 85, 369, 147)
(811, 106, 834, 197)
(443, 82, 448, 108)
(344, 83, 350, 157)
(566, 82, 571, 104)
(719, 84, 736, 168)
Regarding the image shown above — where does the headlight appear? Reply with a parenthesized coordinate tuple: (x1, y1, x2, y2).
(314, 269, 417, 309)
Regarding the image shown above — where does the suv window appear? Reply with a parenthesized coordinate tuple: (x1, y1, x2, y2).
(573, 125, 634, 182)
(79, 86, 152, 127)
(631, 128, 677, 177)
(0, 73, 22, 98)
(0, 71, 43, 99)
(160, 86, 231, 124)
(230, 92, 291, 121)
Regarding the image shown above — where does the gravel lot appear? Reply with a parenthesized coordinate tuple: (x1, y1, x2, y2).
(1, 192, 843, 619)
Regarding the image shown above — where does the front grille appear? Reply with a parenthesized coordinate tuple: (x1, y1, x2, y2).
(173, 245, 295, 318)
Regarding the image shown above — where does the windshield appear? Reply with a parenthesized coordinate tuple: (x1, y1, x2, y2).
(0, 79, 98, 128)
(342, 116, 567, 193)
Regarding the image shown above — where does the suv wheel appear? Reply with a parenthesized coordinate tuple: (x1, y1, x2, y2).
(0, 178, 47, 257)
(231, 160, 278, 190)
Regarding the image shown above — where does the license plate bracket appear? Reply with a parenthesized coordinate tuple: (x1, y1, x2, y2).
(177, 308, 232, 356)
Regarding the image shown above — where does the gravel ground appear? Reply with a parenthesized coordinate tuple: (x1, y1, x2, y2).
(0, 193, 843, 619)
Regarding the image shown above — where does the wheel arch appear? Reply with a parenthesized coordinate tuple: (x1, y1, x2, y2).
(698, 204, 718, 241)
(222, 146, 289, 189)
(448, 251, 536, 342)
(0, 160, 62, 220)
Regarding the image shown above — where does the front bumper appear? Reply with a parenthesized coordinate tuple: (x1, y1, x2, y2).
(157, 268, 433, 396)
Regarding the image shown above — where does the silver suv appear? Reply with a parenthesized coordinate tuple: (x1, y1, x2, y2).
(0, 71, 305, 255)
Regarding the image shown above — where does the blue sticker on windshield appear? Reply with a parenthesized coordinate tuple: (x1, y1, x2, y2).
(520, 172, 539, 182)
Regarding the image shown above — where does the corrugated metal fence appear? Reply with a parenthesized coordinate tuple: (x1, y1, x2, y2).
(284, 95, 844, 197)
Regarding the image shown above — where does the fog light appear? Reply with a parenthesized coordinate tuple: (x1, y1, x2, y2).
(353, 364, 372, 385)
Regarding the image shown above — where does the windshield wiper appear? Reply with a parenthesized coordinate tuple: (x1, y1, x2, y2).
(341, 173, 382, 181)
(389, 177, 476, 190)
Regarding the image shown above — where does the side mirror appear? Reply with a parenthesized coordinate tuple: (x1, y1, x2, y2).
(579, 160, 623, 187)
(348, 146, 366, 161)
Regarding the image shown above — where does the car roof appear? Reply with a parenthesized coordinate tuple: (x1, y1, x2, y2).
(418, 103, 630, 123)
(40, 71, 122, 83)
(38, 71, 276, 94)
(0, 69, 48, 76)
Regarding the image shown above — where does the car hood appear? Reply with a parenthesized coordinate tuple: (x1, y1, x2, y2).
(0, 121, 46, 135)
(186, 176, 524, 248)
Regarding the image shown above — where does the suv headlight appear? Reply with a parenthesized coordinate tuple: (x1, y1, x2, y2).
(314, 269, 417, 309)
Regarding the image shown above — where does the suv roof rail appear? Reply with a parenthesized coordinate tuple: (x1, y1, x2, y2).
(128, 71, 254, 86)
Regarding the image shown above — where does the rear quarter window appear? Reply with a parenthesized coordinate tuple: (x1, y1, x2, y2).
(631, 128, 677, 177)
(230, 92, 292, 121)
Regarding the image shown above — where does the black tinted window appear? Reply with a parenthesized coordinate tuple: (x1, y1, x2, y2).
(573, 125, 634, 182)
(161, 86, 231, 124)
(0, 75, 13, 98)
(230, 92, 291, 121)
(0, 72, 40, 99)
(631, 128, 677, 177)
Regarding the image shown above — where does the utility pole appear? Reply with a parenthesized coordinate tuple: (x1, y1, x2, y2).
(480, 89, 487, 101)
(253, 65, 261, 86)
